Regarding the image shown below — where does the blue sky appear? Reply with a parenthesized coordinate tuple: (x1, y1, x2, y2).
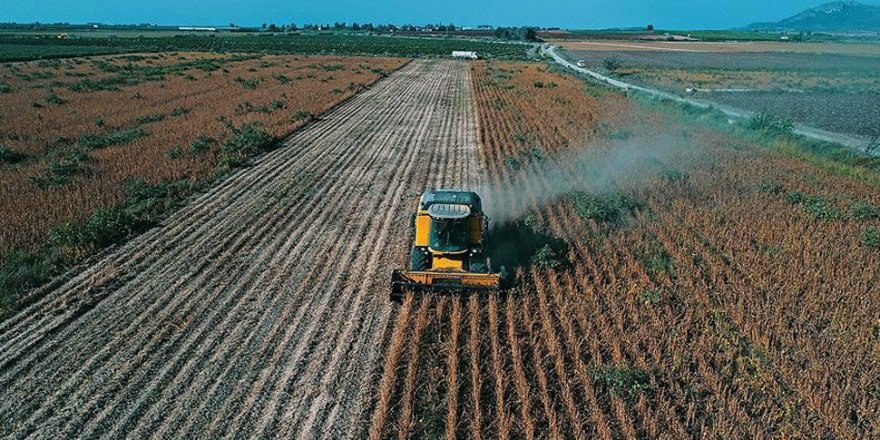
(3, 1, 842, 29)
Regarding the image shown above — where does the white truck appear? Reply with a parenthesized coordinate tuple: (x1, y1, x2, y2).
(451, 51, 479, 60)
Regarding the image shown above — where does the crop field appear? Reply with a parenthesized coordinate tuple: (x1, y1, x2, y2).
(0, 52, 405, 306)
(554, 39, 880, 55)
(545, 31, 880, 43)
(0, 59, 481, 438)
(0, 50, 879, 440)
(369, 61, 879, 438)
(0, 33, 528, 62)
(558, 43, 880, 140)
(710, 90, 880, 137)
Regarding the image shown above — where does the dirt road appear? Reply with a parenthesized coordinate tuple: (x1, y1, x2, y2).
(543, 45, 877, 155)
(0, 59, 481, 439)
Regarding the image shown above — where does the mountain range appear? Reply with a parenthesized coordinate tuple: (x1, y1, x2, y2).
(747, 1, 880, 32)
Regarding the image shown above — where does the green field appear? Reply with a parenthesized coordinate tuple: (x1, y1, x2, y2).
(0, 32, 529, 62)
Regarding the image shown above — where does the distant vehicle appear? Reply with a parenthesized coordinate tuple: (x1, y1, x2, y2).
(178, 26, 217, 32)
(451, 51, 479, 60)
(576, 59, 586, 68)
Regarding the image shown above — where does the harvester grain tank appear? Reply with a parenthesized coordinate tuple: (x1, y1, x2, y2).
(390, 189, 505, 301)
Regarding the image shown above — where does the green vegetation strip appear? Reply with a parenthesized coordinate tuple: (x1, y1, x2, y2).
(0, 122, 278, 318)
(0, 33, 527, 62)
(0, 178, 197, 313)
(66, 54, 260, 92)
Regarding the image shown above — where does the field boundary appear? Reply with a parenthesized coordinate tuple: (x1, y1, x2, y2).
(542, 44, 877, 156)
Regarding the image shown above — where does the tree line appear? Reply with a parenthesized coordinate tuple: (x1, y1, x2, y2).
(256, 22, 539, 41)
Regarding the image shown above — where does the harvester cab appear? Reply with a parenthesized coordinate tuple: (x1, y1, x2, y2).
(391, 189, 505, 302)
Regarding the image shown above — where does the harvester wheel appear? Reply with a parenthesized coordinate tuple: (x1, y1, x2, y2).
(411, 247, 428, 271)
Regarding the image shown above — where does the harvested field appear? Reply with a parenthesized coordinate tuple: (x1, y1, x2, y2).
(0, 59, 481, 439)
(562, 49, 879, 76)
(554, 39, 880, 56)
(0, 52, 405, 259)
(558, 47, 880, 140)
(370, 61, 880, 438)
(709, 90, 880, 137)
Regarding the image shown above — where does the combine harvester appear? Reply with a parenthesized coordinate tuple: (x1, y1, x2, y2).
(391, 189, 506, 302)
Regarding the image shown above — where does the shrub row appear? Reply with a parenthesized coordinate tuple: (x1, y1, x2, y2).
(569, 191, 639, 224)
(0, 178, 197, 317)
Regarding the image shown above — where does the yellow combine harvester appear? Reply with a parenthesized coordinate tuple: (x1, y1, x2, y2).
(391, 189, 505, 302)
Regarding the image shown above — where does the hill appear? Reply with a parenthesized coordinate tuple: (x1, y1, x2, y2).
(748, 1, 880, 31)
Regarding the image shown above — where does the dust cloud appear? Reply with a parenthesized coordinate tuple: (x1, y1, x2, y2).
(477, 132, 707, 224)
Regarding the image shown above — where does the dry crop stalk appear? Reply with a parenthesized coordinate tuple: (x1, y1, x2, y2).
(445, 299, 462, 440)
(487, 295, 511, 440)
(368, 294, 413, 440)
(397, 298, 431, 440)
(468, 296, 483, 440)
